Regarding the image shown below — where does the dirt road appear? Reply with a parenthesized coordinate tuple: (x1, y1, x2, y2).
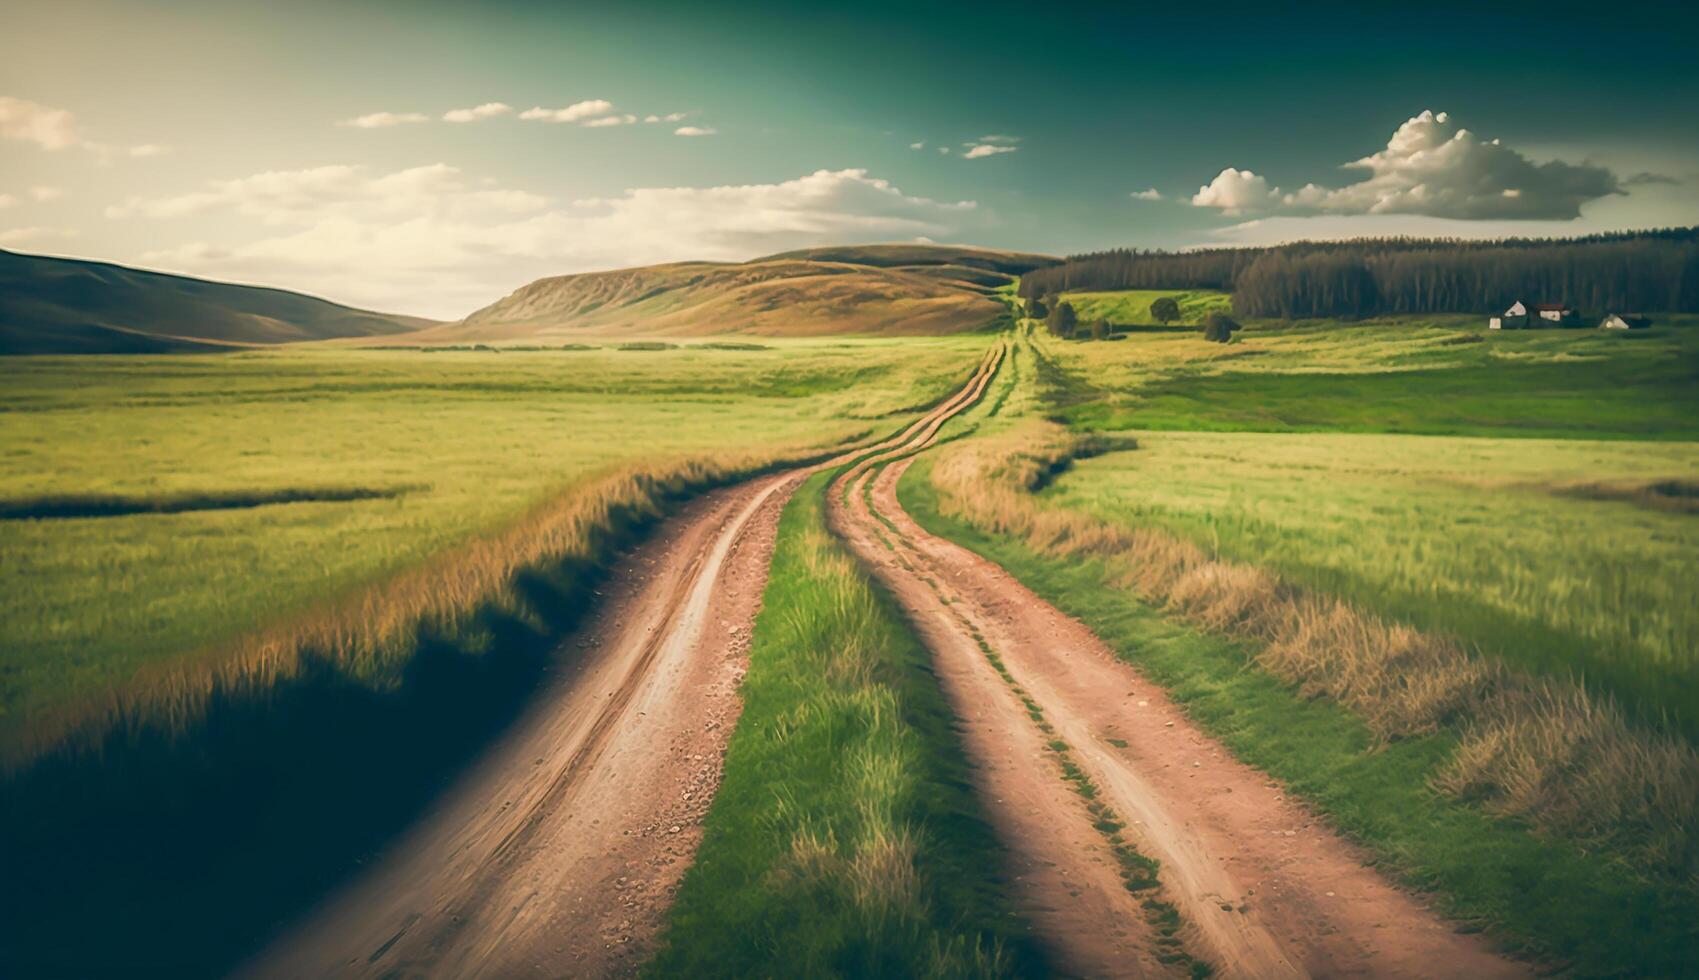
(828, 454, 1527, 979)
(242, 349, 1005, 979)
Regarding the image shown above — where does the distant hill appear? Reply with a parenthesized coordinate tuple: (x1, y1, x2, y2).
(424, 244, 1059, 341)
(0, 250, 433, 355)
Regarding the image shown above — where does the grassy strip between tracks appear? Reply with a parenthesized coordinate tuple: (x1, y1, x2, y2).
(898, 455, 1699, 978)
(650, 468, 1045, 978)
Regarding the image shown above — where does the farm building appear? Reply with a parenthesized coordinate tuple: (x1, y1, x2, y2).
(1489, 300, 1578, 329)
(1600, 313, 1652, 330)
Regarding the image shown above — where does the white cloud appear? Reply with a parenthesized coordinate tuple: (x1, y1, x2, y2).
(30, 186, 64, 202)
(0, 194, 14, 208)
(909, 141, 925, 150)
(0, 226, 79, 246)
(962, 143, 1017, 159)
(519, 100, 615, 123)
(1190, 168, 1281, 215)
(0, 97, 165, 160)
(1192, 109, 1622, 220)
(129, 166, 978, 317)
(340, 111, 429, 129)
(643, 112, 686, 124)
(585, 114, 639, 128)
(938, 146, 950, 155)
(442, 102, 513, 123)
(976, 134, 1021, 144)
(0, 96, 81, 150)
(674, 125, 716, 137)
(1131, 188, 1163, 201)
(106, 163, 551, 224)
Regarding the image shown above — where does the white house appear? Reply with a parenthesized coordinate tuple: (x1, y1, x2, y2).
(1600, 313, 1651, 330)
(1490, 300, 1577, 329)
(1490, 300, 1531, 330)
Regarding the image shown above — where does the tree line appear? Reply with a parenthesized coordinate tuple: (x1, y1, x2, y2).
(1019, 228, 1699, 318)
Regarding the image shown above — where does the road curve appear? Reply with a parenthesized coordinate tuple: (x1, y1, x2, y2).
(828, 448, 1528, 979)
(241, 347, 1005, 979)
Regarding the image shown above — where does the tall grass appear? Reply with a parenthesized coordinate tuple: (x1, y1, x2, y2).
(1, 340, 983, 756)
(920, 418, 1699, 886)
(0, 451, 790, 977)
(1044, 430, 1699, 732)
(650, 470, 1043, 977)
(901, 460, 1699, 974)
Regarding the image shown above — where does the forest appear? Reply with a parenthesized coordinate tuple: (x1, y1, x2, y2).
(1018, 228, 1699, 319)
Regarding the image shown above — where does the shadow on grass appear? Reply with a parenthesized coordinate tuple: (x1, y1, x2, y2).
(0, 485, 418, 521)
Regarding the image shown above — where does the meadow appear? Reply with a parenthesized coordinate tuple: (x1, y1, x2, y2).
(1054, 288, 1231, 326)
(898, 312, 1699, 971)
(1030, 305, 1699, 727)
(0, 339, 984, 762)
(1047, 431, 1699, 733)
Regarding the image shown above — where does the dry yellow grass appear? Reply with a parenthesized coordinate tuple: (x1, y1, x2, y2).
(925, 417, 1699, 883)
(11, 451, 783, 772)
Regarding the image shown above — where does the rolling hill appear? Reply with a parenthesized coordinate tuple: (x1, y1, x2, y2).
(0, 250, 433, 355)
(421, 244, 1059, 341)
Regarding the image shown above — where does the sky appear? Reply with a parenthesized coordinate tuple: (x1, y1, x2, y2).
(3, 0, 1698, 318)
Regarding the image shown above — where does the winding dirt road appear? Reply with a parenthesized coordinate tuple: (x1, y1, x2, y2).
(244, 340, 1521, 978)
(242, 349, 1005, 979)
(828, 451, 1527, 978)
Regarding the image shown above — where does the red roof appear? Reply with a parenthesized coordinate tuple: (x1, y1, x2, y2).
(1534, 303, 1573, 312)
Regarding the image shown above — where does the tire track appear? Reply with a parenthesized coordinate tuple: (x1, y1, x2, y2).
(242, 348, 1006, 979)
(829, 441, 1527, 977)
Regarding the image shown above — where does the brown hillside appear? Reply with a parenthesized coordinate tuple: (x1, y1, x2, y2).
(419, 243, 1058, 341)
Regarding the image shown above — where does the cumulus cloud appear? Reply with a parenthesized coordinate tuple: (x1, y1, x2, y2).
(442, 102, 512, 123)
(644, 112, 686, 124)
(341, 111, 429, 128)
(1191, 168, 1281, 215)
(30, 186, 64, 202)
(126, 166, 979, 317)
(0, 194, 14, 208)
(976, 134, 1021, 144)
(519, 100, 614, 123)
(585, 114, 639, 128)
(1131, 188, 1163, 201)
(1191, 110, 1623, 220)
(909, 141, 926, 150)
(674, 125, 716, 137)
(0, 96, 81, 150)
(962, 143, 1017, 159)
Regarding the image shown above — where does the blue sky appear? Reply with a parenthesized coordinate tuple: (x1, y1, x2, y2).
(2, 0, 1696, 316)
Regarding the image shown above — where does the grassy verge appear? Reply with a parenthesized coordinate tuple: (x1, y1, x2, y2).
(1041, 430, 1699, 734)
(650, 469, 1044, 977)
(1, 339, 983, 750)
(0, 457, 773, 977)
(900, 455, 1699, 975)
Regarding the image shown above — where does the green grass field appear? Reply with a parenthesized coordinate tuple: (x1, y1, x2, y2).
(898, 309, 1699, 971)
(899, 458, 1698, 975)
(1021, 308, 1699, 729)
(1057, 288, 1231, 325)
(1045, 431, 1699, 733)
(0, 339, 985, 754)
(653, 469, 1042, 976)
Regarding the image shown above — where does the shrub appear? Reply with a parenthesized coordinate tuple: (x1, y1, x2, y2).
(1202, 312, 1239, 343)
